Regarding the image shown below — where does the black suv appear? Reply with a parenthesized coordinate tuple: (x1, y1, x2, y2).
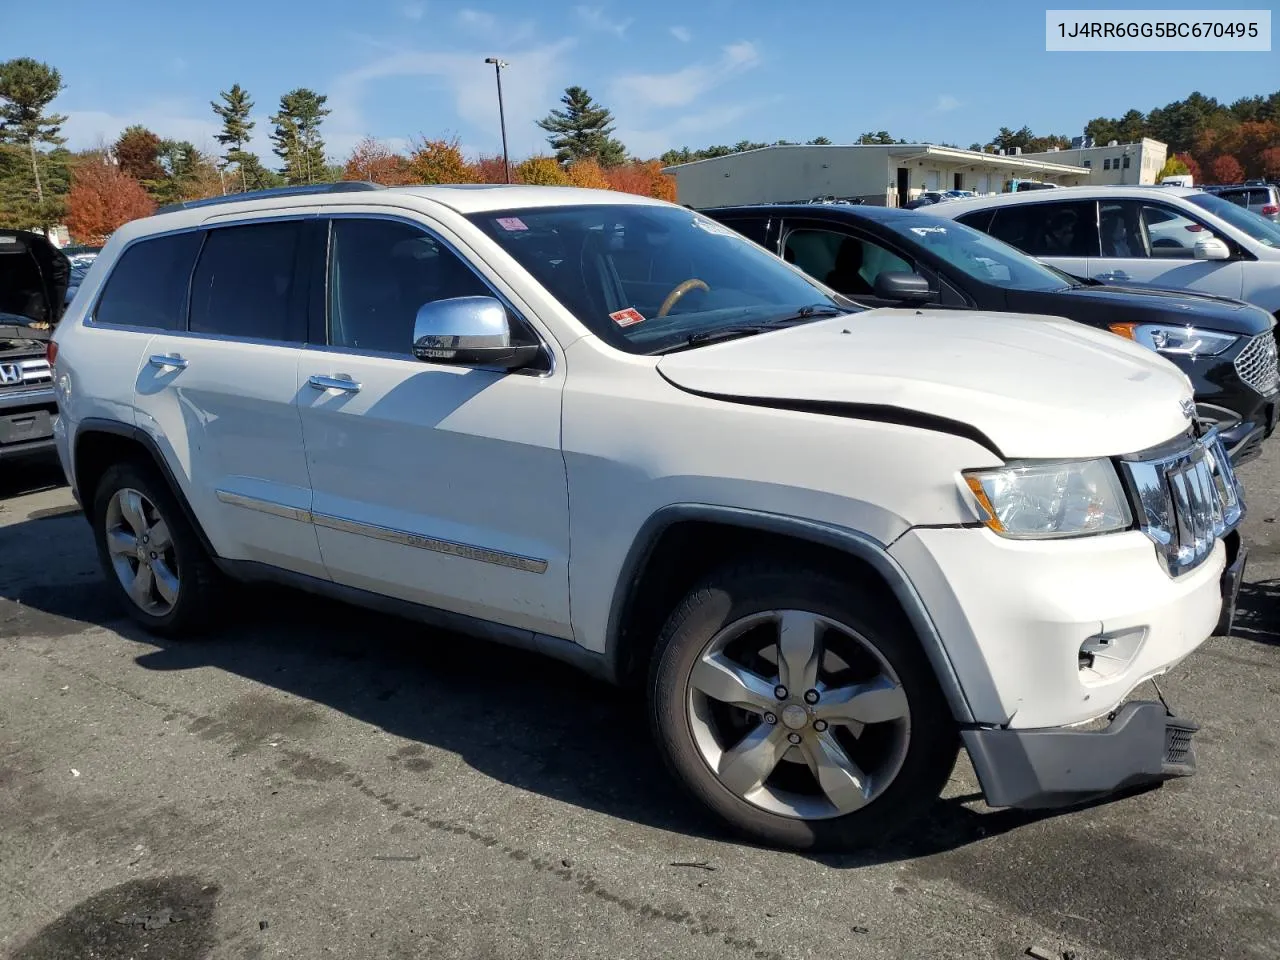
(704, 204, 1278, 464)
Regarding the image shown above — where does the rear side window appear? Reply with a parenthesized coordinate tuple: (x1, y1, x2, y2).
(713, 217, 772, 248)
(987, 201, 1099, 257)
(94, 232, 203, 329)
(189, 221, 302, 341)
(954, 209, 994, 233)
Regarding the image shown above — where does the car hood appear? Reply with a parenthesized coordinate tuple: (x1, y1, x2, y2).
(1053, 283, 1274, 335)
(657, 309, 1195, 459)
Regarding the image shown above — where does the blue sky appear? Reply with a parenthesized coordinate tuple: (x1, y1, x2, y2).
(6, 1, 1278, 163)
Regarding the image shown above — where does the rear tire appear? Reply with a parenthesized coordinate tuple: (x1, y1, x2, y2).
(649, 560, 957, 851)
(90, 460, 223, 637)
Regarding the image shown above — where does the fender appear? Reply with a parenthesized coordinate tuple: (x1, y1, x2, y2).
(604, 502, 976, 723)
(72, 416, 219, 559)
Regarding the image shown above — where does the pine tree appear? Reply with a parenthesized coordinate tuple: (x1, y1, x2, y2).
(211, 83, 261, 191)
(537, 86, 627, 167)
(0, 57, 68, 223)
(270, 88, 331, 185)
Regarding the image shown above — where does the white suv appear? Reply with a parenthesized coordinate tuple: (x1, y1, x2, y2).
(50, 183, 1247, 850)
(935, 185, 1280, 316)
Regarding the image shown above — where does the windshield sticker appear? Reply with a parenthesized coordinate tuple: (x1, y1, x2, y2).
(909, 226, 948, 237)
(609, 307, 646, 327)
(496, 216, 528, 231)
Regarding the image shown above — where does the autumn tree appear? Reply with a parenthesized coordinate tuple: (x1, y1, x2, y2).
(471, 154, 509, 183)
(605, 160, 676, 201)
(407, 137, 477, 184)
(1209, 154, 1244, 184)
(114, 125, 164, 188)
(1261, 146, 1280, 179)
(155, 140, 223, 204)
(211, 83, 262, 191)
(1157, 155, 1189, 180)
(537, 86, 627, 167)
(271, 88, 330, 185)
(513, 156, 568, 186)
(66, 156, 155, 244)
(566, 158, 609, 189)
(0, 57, 68, 228)
(343, 137, 414, 185)
(1174, 152, 1202, 182)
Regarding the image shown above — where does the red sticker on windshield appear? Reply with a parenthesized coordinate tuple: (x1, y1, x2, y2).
(609, 307, 646, 327)
(496, 216, 528, 231)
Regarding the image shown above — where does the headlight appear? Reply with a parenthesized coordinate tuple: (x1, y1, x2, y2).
(963, 459, 1133, 539)
(1107, 322, 1238, 358)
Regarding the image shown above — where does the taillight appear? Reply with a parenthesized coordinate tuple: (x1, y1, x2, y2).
(46, 339, 58, 367)
(1184, 224, 1204, 232)
(1263, 204, 1279, 216)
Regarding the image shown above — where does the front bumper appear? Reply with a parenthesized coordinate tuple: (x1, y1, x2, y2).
(963, 701, 1197, 809)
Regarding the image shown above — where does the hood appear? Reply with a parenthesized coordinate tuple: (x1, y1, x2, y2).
(0, 230, 70, 327)
(657, 309, 1195, 459)
(1053, 282, 1274, 336)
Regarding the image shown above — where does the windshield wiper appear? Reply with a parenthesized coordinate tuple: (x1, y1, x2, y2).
(656, 326, 769, 354)
(764, 303, 848, 323)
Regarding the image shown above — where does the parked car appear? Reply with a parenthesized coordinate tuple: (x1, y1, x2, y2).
(705, 203, 1278, 463)
(930, 185, 1280, 316)
(1205, 183, 1280, 224)
(0, 229, 67, 462)
(905, 191, 947, 209)
(51, 183, 1246, 851)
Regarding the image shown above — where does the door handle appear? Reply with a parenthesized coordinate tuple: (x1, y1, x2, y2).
(1096, 270, 1129, 282)
(308, 374, 362, 393)
(149, 354, 188, 370)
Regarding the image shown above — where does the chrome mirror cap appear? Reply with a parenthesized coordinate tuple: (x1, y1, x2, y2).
(411, 296, 538, 369)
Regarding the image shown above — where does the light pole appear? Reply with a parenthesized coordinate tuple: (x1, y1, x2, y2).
(484, 57, 511, 183)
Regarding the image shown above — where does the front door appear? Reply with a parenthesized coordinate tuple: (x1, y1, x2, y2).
(134, 218, 326, 579)
(896, 168, 909, 208)
(1085, 199, 1245, 298)
(295, 216, 572, 638)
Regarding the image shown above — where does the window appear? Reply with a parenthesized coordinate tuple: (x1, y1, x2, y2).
(1188, 192, 1280, 247)
(1122, 155, 1131, 169)
(327, 218, 490, 354)
(782, 228, 912, 298)
(877, 215, 1072, 292)
(987, 200, 1099, 257)
(467, 204, 849, 356)
(94, 231, 203, 329)
(954, 209, 995, 233)
(710, 216, 771, 248)
(1094, 201, 1222, 259)
(1083, 159, 1092, 168)
(189, 222, 301, 340)
(1103, 159, 1111, 170)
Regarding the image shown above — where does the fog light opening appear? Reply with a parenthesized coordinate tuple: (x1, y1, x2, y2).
(1078, 627, 1149, 684)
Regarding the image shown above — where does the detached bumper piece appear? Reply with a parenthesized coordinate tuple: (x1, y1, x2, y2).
(962, 701, 1198, 810)
(1217, 530, 1248, 637)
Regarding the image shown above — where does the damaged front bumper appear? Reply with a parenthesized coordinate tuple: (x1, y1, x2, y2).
(962, 701, 1197, 810)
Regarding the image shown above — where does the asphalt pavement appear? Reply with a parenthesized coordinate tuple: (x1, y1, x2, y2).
(1, 447, 1277, 960)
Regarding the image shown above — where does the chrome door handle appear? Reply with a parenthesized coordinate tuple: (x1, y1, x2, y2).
(149, 354, 188, 370)
(308, 374, 362, 393)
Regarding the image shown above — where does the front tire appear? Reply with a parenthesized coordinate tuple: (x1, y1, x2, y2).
(91, 460, 223, 637)
(649, 561, 958, 851)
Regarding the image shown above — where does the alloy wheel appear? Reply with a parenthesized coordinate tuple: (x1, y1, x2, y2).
(104, 487, 180, 616)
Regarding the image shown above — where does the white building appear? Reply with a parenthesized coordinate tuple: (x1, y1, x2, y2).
(663, 143, 1091, 209)
(1019, 138, 1168, 186)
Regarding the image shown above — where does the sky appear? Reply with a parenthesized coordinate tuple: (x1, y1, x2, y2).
(5, 0, 1278, 165)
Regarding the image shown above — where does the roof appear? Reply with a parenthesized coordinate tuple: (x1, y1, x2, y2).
(705, 203, 919, 224)
(662, 143, 1090, 176)
(935, 184, 1204, 214)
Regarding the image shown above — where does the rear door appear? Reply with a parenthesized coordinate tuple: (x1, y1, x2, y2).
(133, 218, 327, 578)
(985, 199, 1097, 280)
(1085, 199, 1245, 299)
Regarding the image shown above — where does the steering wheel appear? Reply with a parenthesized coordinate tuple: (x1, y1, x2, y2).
(657, 278, 710, 318)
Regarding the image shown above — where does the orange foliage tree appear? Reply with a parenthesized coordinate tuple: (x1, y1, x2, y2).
(566, 158, 610, 189)
(471, 154, 509, 183)
(1261, 146, 1280, 179)
(605, 160, 676, 201)
(343, 137, 415, 185)
(514, 156, 569, 185)
(1209, 154, 1244, 184)
(1173, 152, 1201, 183)
(407, 136, 477, 184)
(66, 159, 156, 244)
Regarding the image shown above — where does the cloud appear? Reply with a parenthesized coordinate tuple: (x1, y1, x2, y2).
(617, 98, 777, 160)
(669, 25, 692, 42)
(575, 5, 633, 37)
(401, 2, 425, 20)
(611, 40, 761, 110)
(457, 8, 496, 32)
(934, 94, 961, 112)
(62, 101, 231, 155)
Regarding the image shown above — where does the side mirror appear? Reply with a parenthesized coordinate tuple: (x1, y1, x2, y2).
(873, 271, 934, 302)
(1193, 237, 1231, 261)
(411, 296, 540, 369)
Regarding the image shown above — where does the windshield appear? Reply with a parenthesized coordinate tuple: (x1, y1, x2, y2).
(1187, 192, 1280, 247)
(878, 214, 1072, 292)
(467, 204, 852, 354)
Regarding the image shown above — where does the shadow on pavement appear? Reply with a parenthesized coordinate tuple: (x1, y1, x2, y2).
(0, 507, 1187, 865)
(0, 457, 65, 501)
(1233, 578, 1279, 646)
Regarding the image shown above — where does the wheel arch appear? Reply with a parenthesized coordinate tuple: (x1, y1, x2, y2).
(604, 503, 975, 723)
(73, 418, 217, 558)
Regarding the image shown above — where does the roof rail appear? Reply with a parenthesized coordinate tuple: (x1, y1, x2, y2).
(156, 181, 386, 214)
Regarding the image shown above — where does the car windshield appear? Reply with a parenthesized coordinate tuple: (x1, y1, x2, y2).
(1187, 191, 1280, 247)
(878, 214, 1072, 292)
(468, 204, 854, 354)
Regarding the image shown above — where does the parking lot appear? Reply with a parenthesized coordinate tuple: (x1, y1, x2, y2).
(0, 446, 1276, 960)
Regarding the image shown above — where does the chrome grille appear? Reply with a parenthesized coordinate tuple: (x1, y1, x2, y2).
(0, 358, 51, 390)
(1121, 430, 1243, 577)
(1234, 331, 1279, 395)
